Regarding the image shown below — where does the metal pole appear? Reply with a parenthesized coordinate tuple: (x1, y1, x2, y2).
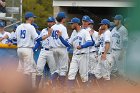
(20, 0, 22, 22)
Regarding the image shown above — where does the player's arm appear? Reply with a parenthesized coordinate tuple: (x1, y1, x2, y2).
(41, 28, 52, 40)
(122, 28, 128, 49)
(0, 34, 9, 42)
(77, 40, 93, 50)
(31, 27, 42, 43)
(57, 31, 71, 47)
(90, 36, 95, 46)
(104, 42, 110, 54)
(33, 42, 41, 52)
(101, 32, 111, 60)
(101, 42, 110, 60)
(36, 28, 52, 42)
(77, 31, 94, 50)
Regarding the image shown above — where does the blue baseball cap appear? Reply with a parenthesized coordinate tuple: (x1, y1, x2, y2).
(13, 24, 18, 30)
(100, 19, 110, 25)
(68, 17, 81, 24)
(82, 15, 91, 22)
(25, 12, 37, 19)
(0, 21, 5, 27)
(32, 23, 39, 29)
(113, 15, 123, 21)
(89, 19, 94, 24)
(47, 17, 55, 22)
(57, 12, 66, 18)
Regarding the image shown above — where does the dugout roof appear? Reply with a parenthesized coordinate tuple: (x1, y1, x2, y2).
(53, 0, 134, 7)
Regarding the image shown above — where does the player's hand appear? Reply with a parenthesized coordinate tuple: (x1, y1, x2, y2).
(0, 37, 3, 41)
(77, 45, 82, 50)
(57, 30, 62, 37)
(48, 28, 52, 37)
(101, 54, 106, 61)
(89, 30, 94, 36)
(7, 42, 13, 46)
(3, 35, 9, 39)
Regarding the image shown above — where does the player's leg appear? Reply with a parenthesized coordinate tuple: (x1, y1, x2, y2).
(52, 48, 59, 75)
(17, 48, 35, 90)
(36, 50, 47, 89)
(111, 50, 121, 77)
(17, 49, 24, 72)
(111, 50, 119, 73)
(57, 48, 69, 86)
(94, 55, 102, 79)
(102, 54, 114, 80)
(45, 50, 57, 87)
(88, 52, 98, 83)
(68, 55, 79, 89)
(79, 54, 89, 88)
(17, 61, 24, 72)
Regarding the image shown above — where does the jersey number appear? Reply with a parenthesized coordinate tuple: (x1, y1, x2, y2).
(20, 30, 26, 39)
(116, 40, 120, 44)
(52, 30, 58, 39)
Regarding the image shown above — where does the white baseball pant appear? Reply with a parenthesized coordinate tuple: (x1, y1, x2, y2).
(94, 53, 114, 80)
(52, 48, 68, 76)
(68, 54, 89, 82)
(88, 52, 98, 74)
(36, 49, 57, 75)
(17, 48, 36, 75)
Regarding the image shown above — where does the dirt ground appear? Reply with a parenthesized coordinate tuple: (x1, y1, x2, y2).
(0, 68, 140, 93)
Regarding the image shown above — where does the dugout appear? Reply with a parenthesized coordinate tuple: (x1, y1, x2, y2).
(53, 0, 133, 31)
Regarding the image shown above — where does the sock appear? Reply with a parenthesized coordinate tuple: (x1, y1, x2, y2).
(35, 75, 42, 89)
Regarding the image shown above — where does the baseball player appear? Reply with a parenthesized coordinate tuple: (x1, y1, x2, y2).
(82, 16, 98, 82)
(57, 17, 94, 89)
(111, 15, 128, 76)
(0, 21, 11, 44)
(35, 17, 57, 89)
(8, 24, 18, 45)
(51, 12, 69, 86)
(95, 19, 113, 80)
(88, 19, 99, 81)
(0, 21, 10, 69)
(32, 23, 41, 64)
(15, 12, 44, 89)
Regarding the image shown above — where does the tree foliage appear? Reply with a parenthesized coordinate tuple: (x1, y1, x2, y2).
(23, 0, 53, 30)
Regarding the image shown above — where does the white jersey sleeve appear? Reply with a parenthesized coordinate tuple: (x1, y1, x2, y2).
(85, 30, 92, 42)
(31, 26, 38, 40)
(5, 32, 11, 38)
(104, 30, 111, 43)
(40, 29, 48, 37)
(61, 27, 69, 40)
(0, 31, 11, 44)
(68, 30, 76, 44)
(122, 27, 128, 41)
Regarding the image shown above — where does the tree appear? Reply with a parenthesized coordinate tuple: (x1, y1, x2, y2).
(23, 0, 53, 30)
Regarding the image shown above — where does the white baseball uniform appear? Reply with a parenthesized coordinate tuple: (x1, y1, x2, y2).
(16, 23, 38, 75)
(51, 23, 69, 76)
(111, 25, 128, 73)
(36, 28, 57, 76)
(84, 27, 99, 75)
(10, 31, 17, 44)
(68, 29, 92, 82)
(95, 29, 113, 80)
(0, 31, 11, 44)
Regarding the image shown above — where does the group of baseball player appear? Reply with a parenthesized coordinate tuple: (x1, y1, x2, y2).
(0, 11, 128, 91)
